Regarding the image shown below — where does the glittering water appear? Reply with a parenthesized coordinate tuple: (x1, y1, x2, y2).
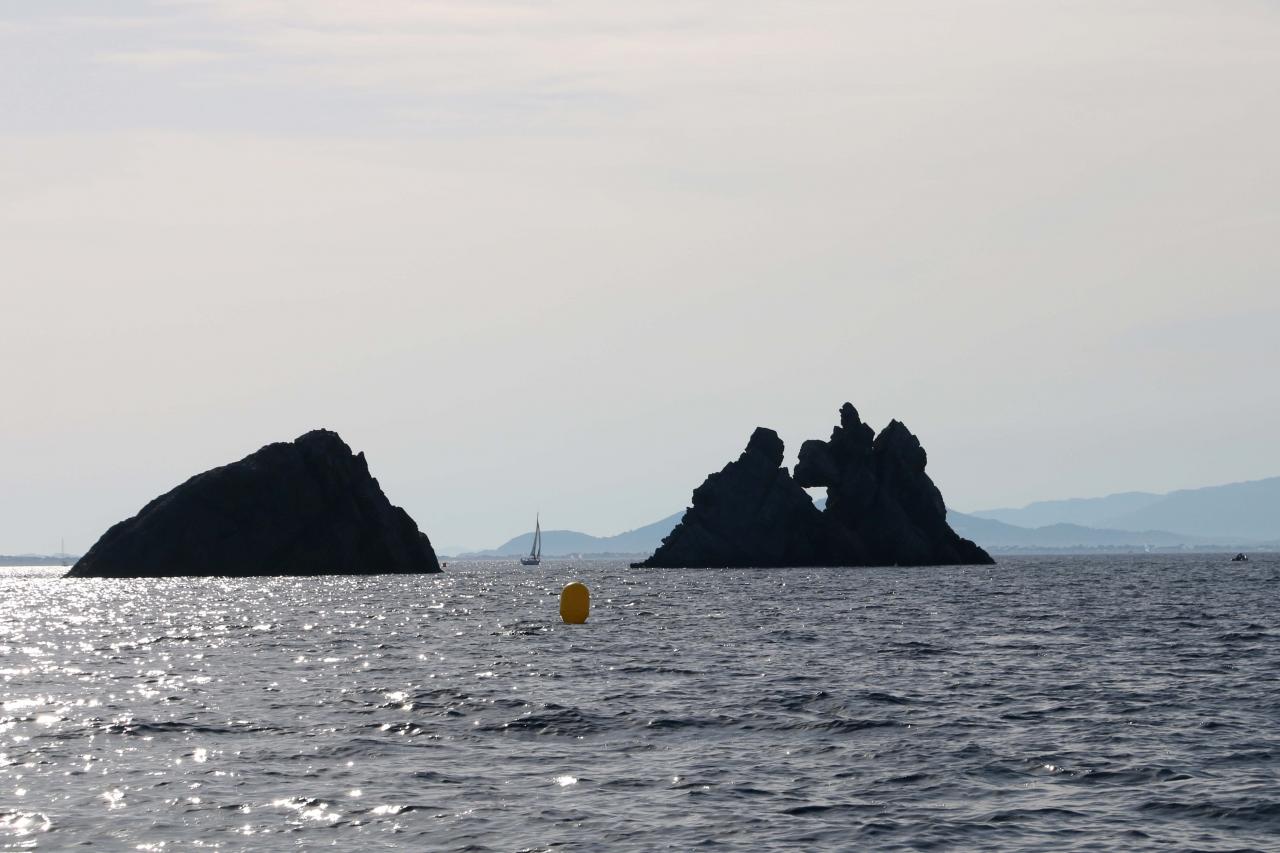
(2, 555, 1279, 851)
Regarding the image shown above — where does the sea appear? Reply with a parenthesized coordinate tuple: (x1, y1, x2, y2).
(2, 554, 1278, 851)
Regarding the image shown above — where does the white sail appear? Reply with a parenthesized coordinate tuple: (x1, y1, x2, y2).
(521, 514, 542, 565)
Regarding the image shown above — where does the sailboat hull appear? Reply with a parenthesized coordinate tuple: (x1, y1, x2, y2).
(519, 557, 541, 566)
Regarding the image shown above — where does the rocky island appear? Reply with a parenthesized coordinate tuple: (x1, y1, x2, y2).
(636, 403, 992, 568)
(68, 430, 440, 578)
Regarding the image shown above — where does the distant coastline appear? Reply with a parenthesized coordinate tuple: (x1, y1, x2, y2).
(0, 555, 78, 566)
(441, 545, 1276, 561)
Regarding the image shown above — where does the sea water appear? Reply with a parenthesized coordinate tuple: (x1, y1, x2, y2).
(2, 555, 1278, 851)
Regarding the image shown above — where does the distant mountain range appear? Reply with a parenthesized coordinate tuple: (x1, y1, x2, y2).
(943, 513, 1236, 551)
(454, 475, 1280, 558)
(457, 513, 684, 558)
(970, 476, 1280, 542)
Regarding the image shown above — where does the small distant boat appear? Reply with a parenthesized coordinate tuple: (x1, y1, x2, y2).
(1232, 553, 1249, 562)
(520, 515, 542, 566)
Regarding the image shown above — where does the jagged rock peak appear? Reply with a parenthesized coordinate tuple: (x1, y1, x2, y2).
(836, 402, 875, 446)
(874, 419, 928, 468)
(294, 428, 352, 452)
(835, 402, 861, 431)
(743, 427, 785, 467)
(795, 401, 877, 490)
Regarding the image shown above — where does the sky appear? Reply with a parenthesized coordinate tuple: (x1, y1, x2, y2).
(2, 0, 1279, 554)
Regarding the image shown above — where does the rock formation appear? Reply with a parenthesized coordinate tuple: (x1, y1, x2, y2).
(636, 404, 993, 568)
(795, 403, 992, 566)
(636, 428, 829, 568)
(69, 430, 440, 578)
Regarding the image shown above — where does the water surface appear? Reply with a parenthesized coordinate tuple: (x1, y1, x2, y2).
(2, 555, 1278, 850)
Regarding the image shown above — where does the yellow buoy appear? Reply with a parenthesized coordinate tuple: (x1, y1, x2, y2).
(559, 582, 590, 624)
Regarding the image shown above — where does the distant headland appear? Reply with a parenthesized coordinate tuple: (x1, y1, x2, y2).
(68, 430, 440, 578)
(635, 403, 992, 568)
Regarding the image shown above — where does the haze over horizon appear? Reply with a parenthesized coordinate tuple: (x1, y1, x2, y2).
(4, 1, 1279, 553)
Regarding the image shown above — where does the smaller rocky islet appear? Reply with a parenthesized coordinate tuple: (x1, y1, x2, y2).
(68, 430, 440, 578)
(636, 403, 993, 568)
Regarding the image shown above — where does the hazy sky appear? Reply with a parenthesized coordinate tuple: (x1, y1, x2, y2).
(3, 1, 1278, 553)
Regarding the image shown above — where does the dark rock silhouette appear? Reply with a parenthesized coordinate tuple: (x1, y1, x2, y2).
(636, 403, 993, 568)
(635, 428, 829, 568)
(796, 403, 992, 566)
(68, 430, 440, 578)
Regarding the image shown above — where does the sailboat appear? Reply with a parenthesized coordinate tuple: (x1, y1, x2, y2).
(520, 515, 542, 566)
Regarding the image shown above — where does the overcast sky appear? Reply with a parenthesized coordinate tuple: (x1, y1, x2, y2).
(3, 1, 1278, 553)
